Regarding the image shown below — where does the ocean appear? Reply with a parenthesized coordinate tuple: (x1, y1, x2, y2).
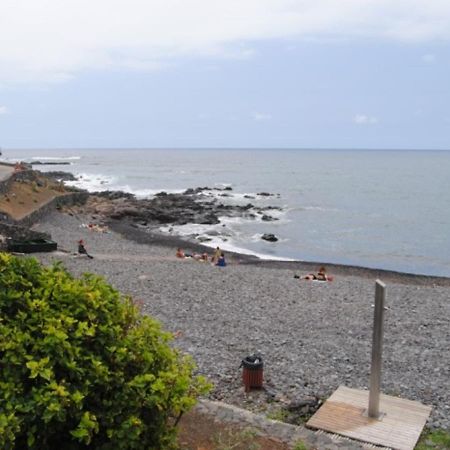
(4, 148, 450, 277)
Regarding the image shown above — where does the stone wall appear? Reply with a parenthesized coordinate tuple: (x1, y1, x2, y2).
(0, 175, 14, 195)
(0, 168, 37, 194)
(16, 192, 89, 227)
(0, 192, 89, 245)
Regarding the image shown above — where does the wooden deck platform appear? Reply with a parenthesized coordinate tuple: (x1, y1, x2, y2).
(307, 386, 431, 450)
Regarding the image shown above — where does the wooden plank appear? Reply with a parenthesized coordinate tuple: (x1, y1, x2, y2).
(307, 386, 431, 450)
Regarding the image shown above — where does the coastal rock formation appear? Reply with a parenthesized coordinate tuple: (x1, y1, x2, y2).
(261, 233, 278, 242)
(261, 214, 277, 221)
(42, 171, 78, 182)
(30, 161, 71, 165)
(75, 188, 279, 229)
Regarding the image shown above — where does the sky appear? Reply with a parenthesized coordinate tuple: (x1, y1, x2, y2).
(1, 0, 450, 149)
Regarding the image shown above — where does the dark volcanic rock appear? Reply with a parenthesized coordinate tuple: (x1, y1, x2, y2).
(85, 187, 281, 231)
(261, 214, 277, 221)
(92, 191, 136, 200)
(261, 233, 278, 242)
(30, 161, 71, 165)
(42, 171, 77, 182)
(183, 187, 212, 195)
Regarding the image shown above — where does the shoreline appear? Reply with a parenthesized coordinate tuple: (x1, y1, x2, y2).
(33, 166, 449, 279)
(109, 220, 450, 287)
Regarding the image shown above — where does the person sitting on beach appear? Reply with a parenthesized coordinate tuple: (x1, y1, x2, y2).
(316, 266, 328, 281)
(78, 240, 94, 259)
(216, 252, 226, 267)
(211, 246, 221, 264)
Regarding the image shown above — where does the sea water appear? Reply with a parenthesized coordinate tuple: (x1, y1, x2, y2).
(4, 148, 450, 277)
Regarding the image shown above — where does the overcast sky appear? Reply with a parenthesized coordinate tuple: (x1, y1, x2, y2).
(1, 0, 450, 149)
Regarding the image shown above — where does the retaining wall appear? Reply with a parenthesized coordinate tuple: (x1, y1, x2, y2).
(17, 192, 89, 227)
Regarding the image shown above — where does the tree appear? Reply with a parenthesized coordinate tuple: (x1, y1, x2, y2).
(0, 253, 208, 449)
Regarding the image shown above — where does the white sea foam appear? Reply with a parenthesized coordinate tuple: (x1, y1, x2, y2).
(65, 173, 117, 192)
(159, 215, 293, 262)
(201, 240, 295, 261)
(113, 186, 185, 199)
(32, 156, 81, 161)
(214, 182, 233, 189)
(160, 224, 294, 261)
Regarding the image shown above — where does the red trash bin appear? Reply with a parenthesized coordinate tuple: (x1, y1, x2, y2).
(241, 355, 263, 392)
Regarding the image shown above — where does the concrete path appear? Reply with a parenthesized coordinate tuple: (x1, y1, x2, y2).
(0, 164, 14, 182)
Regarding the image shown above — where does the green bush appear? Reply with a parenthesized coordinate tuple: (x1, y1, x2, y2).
(0, 253, 209, 449)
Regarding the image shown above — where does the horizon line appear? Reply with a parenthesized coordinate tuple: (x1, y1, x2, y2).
(2, 146, 450, 152)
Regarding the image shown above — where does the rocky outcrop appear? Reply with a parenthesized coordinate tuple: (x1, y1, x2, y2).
(30, 161, 71, 165)
(261, 233, 278, 242)
(43, 171, 78, 182)
(73, 188, 281, 230)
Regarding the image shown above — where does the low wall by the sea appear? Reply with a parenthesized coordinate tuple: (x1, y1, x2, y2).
(0, 192, 89, 244)
(1, 166, 89, 228)
(0, 167, 15, 195)
(16, 191, 89, 227)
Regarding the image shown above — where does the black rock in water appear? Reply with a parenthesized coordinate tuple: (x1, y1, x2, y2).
(261, 233, 278, 242)
(261, 214, 277, 221)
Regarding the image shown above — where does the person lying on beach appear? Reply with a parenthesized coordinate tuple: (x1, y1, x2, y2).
(176, 248, 196, 259)
(78, 240, 94, 259)
(215, 252, 226, 267)
(192, 252, 209, 262)
(298, 266, 331, 281)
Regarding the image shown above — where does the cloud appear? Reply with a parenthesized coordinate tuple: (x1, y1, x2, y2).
(0, 106, 9, 115)
(422, 53, 436, 63)
(353, 114, 378, 125)
(1, 1, 450, 83)
(252, 112, 272, 121)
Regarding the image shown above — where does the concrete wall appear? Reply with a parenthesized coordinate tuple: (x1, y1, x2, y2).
(0, 169, 36, 194)
(0, 192, 88, 230)
(0, 174, 14, 195)
(16, 192, 89, 227)
(0, 166, 89, 226)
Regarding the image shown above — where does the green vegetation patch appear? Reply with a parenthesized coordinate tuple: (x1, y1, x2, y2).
(0, 253, 209, 449)
(416, 429, 450, 450)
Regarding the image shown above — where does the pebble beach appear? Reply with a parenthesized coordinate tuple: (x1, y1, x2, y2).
(33, 210, 450, 431)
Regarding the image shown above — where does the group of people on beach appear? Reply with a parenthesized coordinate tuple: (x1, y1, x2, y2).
(176, 246, 226, 267)
(76, 237, 329, 278)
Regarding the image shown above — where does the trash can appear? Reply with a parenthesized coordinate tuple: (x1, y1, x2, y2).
(241, 355, 263, 392)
